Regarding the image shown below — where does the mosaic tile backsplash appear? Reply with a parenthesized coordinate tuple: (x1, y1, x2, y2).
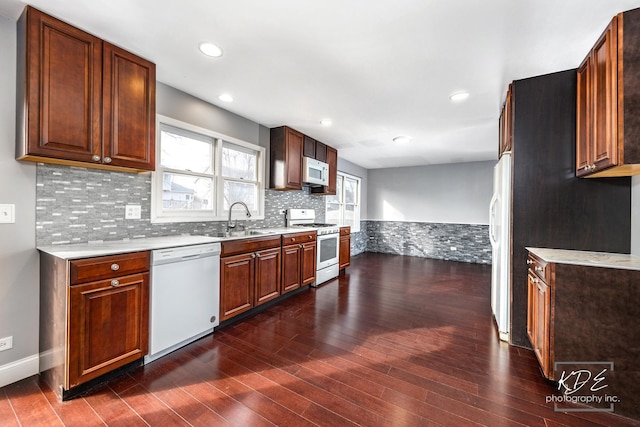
(36, 164, 325, 245)
(35, 164, 490, 264)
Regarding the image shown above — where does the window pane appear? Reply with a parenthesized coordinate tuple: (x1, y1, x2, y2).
(344, 204, 356, 227)
(326, 203, 341, 225)
(160, 128, 213, 173)
(344, 178, 357, 204)
(222, 144, 257, 181)
(224, 181, 258, 211)
(162, 173, 213, 210)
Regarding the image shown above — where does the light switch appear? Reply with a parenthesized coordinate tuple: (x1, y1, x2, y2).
(125, 204, 142, 219)
(0, 204, 15, 224)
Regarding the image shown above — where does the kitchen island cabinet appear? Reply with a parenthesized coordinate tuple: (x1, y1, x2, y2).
(576, 8, 640, 177)
(16, 6, 155, 172)
(220, 236, 282, 320)
(281, 231, 317, 293)
(40, 251, 150, 400)
(526, 247, 640, 420)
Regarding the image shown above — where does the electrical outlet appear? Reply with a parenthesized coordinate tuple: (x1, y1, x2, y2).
(0, 204, 15, 223)
(450, 246, 457, 251)
(0, 336, 13, 352)
(125, 204, 142, 220)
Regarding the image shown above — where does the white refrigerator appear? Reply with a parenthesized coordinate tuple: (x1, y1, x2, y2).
(489, 153, 511, 342)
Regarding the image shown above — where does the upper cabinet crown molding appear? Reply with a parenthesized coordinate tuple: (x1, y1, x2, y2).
(16, 6, 156, 173)
(577, 8, 640, 177)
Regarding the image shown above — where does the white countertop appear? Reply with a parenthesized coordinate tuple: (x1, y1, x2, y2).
(38, 227, 317, 260)
(527, 247, 640, 271)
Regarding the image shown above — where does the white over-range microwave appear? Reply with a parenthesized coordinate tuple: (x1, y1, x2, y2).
(303, 156, 329, 186)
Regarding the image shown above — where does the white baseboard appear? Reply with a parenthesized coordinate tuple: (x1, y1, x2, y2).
(0, 354, 39, 388)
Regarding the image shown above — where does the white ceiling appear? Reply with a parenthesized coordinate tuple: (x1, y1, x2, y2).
(3, 0, 640, 169)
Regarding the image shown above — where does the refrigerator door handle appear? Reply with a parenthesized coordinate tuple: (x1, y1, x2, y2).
(489, 193, 498, 247)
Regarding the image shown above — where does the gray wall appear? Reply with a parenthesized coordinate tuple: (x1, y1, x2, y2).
(367, 160, 494, 224)
(0, 15, 39, 377)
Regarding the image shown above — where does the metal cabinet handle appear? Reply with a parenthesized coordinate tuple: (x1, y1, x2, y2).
(91, 155, 101, 162)
(251, 253, 256, 258)
(309, 235, 313, 240)
(527, 259, 533, 265)
(299, 244, 303, 248)
(111, 263, 120, 271)
(535, 266, 543, 272)
(110, 279, 119, 287)
(103, 157, 112, 164)
(255, 253, 261, 258)
(292, 237, 296, 242)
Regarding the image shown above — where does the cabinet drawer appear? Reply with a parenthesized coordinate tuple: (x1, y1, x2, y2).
(70, 251, 150, 285)
(282, 232, 316, 246)
(527, 254, 550, 283)
(221, 236, 281, 257)
(340, 226, 350, 236)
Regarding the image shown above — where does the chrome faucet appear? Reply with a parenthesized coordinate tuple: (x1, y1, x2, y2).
(227, 201, 252, 231)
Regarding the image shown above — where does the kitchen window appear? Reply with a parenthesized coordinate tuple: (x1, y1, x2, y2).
(326, 172, 361, 232)
(152, 116, 265, 223)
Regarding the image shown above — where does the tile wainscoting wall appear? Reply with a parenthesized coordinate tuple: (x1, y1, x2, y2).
(364, 220, 491, 264)
(35, 164, 325, 245)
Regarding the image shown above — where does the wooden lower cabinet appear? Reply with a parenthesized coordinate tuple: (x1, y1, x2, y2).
(220, 253, 254, 320)
(281, 232, 317, 294)
(526, 248, 640, 420)
(39, 251, 150, 399)
(339, 226, 351, 270)
(69, 273, 148, 388)
(254, 248, 282, 305)
(220, 236, 282, 321)
(526, 270, 550, 378)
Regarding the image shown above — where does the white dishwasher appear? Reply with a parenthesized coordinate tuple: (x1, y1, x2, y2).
(145, 242, 221, 363)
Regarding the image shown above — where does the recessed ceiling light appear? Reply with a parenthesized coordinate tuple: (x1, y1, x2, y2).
(393, 135, 412, 144)
(199, 42, 223, 57)
(449, 91, 470, 102)
(320, 119, 333, 126)
(218, 93, 233, 102)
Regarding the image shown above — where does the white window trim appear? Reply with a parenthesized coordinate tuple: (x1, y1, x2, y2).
(151, 115, 266, 223)
(327, 171, 361, 232)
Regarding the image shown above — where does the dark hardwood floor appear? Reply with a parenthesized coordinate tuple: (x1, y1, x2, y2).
(2, 252, 639, 426)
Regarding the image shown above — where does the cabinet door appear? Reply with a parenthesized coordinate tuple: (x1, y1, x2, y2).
(339, 235, 351, 270)
(21, 7, 102, 162)
(315, 141, 327, 162)
(591, 17, 619, 173)
(576, 57, 592, 176)
(254, 248, 281, 306)
(282, 244, 302, 293)
(220, 253, 254, 320)
(325, 146, 338, 196)
(528, 273, 551, 378)
(285, 128, 304, 189)
(68, 273, 149, 388)
(102, 42, 156, 171)
(499, 85, 513, 156)
(303, 135, 316, 158)
(301, 241, 317, 286)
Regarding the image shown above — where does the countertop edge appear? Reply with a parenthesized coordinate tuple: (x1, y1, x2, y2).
(526, 247, 640, 271)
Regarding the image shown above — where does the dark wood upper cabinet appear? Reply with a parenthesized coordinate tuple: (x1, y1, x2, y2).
(16, 6, 156, 172)
(270, 126, 304, 190)
(102, 42, 156, 171)
(577, 9, 640, 177)
(498, 84, 513, 157)
(324, 146, 338, 195)
(303, 135, 316, 158)
(315, 141, 327, 162)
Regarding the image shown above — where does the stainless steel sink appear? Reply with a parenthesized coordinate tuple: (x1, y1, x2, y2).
(212, 230, 272, 238)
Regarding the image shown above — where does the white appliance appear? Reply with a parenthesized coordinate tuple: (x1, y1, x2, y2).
(303, 157, 329, 186)
(145, 242, 221, 363)
(286, 208, 340, 286)
(489, 153, 511, 342)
